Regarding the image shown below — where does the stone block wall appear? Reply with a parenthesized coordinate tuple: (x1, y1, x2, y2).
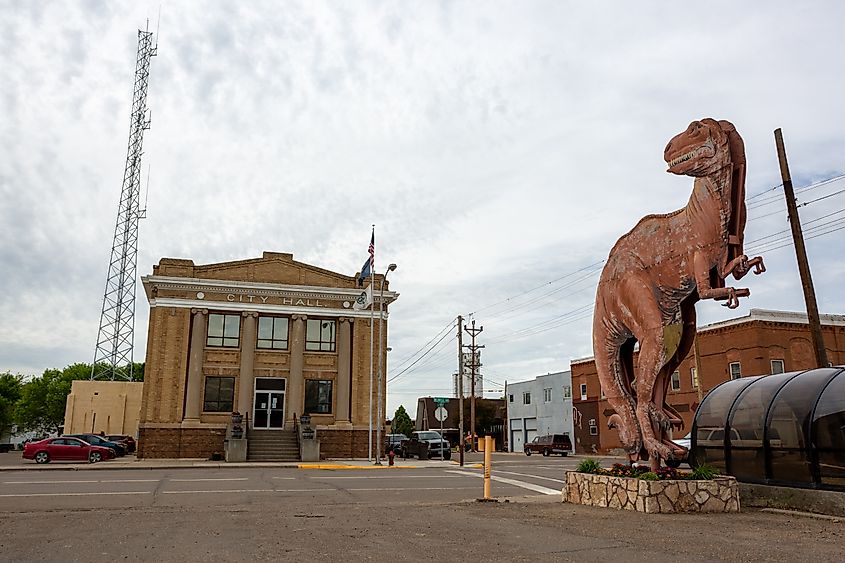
(138, 427, 226, 459)
(564, 471, 740, 513)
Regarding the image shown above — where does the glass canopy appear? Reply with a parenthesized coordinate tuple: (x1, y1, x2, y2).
(691, 367, 845, 491)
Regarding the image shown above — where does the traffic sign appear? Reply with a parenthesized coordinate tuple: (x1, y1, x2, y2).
(434, 406, 448, 422)
(433, 397, 449, 406)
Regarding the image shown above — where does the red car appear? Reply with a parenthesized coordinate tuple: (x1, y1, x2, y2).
(23, 437, 115, 464)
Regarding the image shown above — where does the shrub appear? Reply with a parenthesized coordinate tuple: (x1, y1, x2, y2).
(690, 464, 720, 480)
(575, 458, 602, 473)
(639, 471, 659, 481)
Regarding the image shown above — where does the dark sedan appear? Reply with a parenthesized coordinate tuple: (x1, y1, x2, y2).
(23, 437, 114, 464)
(106, 435, 136, 454)
(65, 434, 126, 456)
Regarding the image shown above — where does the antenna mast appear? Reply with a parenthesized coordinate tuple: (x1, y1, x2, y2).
(91, 29, 157, 381)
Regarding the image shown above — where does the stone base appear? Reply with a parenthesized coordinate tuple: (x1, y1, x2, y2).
(225, 438, 247, 462)
(563, 471, 740, 513)
(138, 426, 226, 459)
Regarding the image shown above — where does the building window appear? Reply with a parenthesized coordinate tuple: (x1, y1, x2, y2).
(589, 420, 598, 436)
(670, 370, 681, 391)
(203, 377, 234, 412)
(562, 385, 571, 399)
(508, 394, 514, 403)
(257, 316, 289, 349)
(543, 388, 552, 402)
(305, 380, 333, 414)
(580, 384, 587, 400)
(207, 313, 240, 347)
(523, 392, 531, 405)
(306, 319, 336, 352)
(729, 362, 742, 380)
(771, 359, 785, 375)
(691, 367, 698, 388)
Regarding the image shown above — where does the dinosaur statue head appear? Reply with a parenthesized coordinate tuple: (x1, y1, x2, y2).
(664, 118, 732, 177)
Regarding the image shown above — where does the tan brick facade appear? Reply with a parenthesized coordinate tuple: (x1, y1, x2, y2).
(137, 252, 397, 459)
(572, 309, 845, 454)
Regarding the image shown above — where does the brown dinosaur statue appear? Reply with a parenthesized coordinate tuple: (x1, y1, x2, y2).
(592, 118, 765, 469)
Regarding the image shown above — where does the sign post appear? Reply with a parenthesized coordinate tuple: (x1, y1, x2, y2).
(434, 402, 448, 448)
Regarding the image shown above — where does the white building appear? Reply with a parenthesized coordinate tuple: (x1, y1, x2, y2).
(507, 371, 574, 453)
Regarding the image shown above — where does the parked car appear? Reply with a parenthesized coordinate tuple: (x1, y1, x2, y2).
(0, 443, 13, 453)
(402, 431, 451, 460)
(23, 437, 115, 464)
(524, 434, 572, 457)
(384, 433, 407, 453)
(65, 434, 126, 456)
(106, 435, 136, 454)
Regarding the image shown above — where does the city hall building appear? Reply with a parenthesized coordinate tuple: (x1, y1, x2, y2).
(137, 251, 397, 459)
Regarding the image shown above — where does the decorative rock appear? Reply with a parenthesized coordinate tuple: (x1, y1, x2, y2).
(563, 471, 740, 514)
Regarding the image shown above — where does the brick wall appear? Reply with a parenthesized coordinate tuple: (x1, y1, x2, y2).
(138, 427, 226, 459)
(318, 429, 370, 459)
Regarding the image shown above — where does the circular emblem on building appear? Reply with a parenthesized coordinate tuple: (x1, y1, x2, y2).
(196, 292, 205, 300)
(343, 301, 351, 308)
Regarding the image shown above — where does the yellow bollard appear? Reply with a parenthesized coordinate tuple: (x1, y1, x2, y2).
(483, 435, 492, 499)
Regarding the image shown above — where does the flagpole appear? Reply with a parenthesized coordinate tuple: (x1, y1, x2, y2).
(368, 226, 375, 462)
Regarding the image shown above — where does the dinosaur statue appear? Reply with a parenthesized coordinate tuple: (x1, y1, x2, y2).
(592, 118, 765, 469)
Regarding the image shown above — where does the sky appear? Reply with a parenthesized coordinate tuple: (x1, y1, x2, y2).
(2, 1, 844, 419)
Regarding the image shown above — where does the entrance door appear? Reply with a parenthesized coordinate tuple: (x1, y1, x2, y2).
(253, 378, 286, 429)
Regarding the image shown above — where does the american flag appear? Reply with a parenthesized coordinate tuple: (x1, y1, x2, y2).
(357, 228, 375, 287)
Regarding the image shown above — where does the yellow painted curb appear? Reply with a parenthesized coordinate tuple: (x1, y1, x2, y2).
(297, 464, 419, 470)
(450, 461, 483, 468)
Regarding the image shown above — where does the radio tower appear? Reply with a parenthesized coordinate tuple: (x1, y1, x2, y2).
(91, 28, 157, 381)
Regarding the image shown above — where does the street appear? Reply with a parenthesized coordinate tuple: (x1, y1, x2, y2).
(0, 453, 842, 562)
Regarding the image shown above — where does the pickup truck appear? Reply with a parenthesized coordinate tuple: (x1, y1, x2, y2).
(401, 431, 451, 460)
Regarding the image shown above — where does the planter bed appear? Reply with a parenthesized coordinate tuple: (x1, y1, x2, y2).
(563, 471, 740, 513)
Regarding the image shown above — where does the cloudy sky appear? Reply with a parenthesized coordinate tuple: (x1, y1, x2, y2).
(2, 1, 844, 418)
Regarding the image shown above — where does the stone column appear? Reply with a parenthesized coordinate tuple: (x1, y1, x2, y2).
(238, 312, 259, 418)
(336, 317, 352, 425)
(287, 314, 307, 424)
(184, 308, 208, 423)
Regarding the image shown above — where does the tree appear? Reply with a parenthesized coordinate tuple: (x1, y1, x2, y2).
(0, 372, 23, 439)
(391, 405, 414, 437)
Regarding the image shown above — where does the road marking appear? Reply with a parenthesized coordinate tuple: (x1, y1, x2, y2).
(169, 478, 249, 482)
(490, 470, 566, 484)
(446, 470, 561, 495)
(161, 489, 274, 494)
(347, 487, 477, 491)
(310, 475, 469, 480)
(0, 491, 151, 498)
(271, 477, 297, 480)
(2, 479, 159, 485)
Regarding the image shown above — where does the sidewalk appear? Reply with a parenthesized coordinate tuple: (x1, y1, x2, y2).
(0, 451, 467, 472)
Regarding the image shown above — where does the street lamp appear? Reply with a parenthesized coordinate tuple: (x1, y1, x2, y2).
(374, 263, 397, 465)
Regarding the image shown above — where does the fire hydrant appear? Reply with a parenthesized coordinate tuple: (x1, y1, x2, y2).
(388, 448, 395, 466)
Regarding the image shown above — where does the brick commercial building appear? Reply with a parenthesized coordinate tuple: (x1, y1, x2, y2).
(137, 252, 397, 459)
(572, 309, 845, 454)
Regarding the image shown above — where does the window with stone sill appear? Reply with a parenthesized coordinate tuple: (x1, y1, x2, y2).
(671, 370, 681, 391)
(305, 319, 336, 352)
(730, 362, 742, 380)
(580, 383, 588, 401)
(203, 376, 235, 412)
(207, 313, 240, 348)
(543, 388, 552, 402)
(771, 359, 785, 375)
(691, 367, 699, 388)
(563, 385, 572, 399)
(523, 392, 531, 405)
(257, 316, 289, 350)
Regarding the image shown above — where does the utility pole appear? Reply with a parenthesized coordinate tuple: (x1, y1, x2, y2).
(774, 129, 830, 368)
(464, 320, 484, 452)
(457, 316, 465, 467)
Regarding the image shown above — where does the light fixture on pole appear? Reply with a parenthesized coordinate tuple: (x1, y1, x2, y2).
(374, 263, 397, 465)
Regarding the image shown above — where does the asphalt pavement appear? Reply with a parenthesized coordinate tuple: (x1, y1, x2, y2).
(0, 451, 841, 562)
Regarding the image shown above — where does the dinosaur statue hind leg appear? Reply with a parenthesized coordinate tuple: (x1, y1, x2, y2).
(593, 316, 641, 458)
